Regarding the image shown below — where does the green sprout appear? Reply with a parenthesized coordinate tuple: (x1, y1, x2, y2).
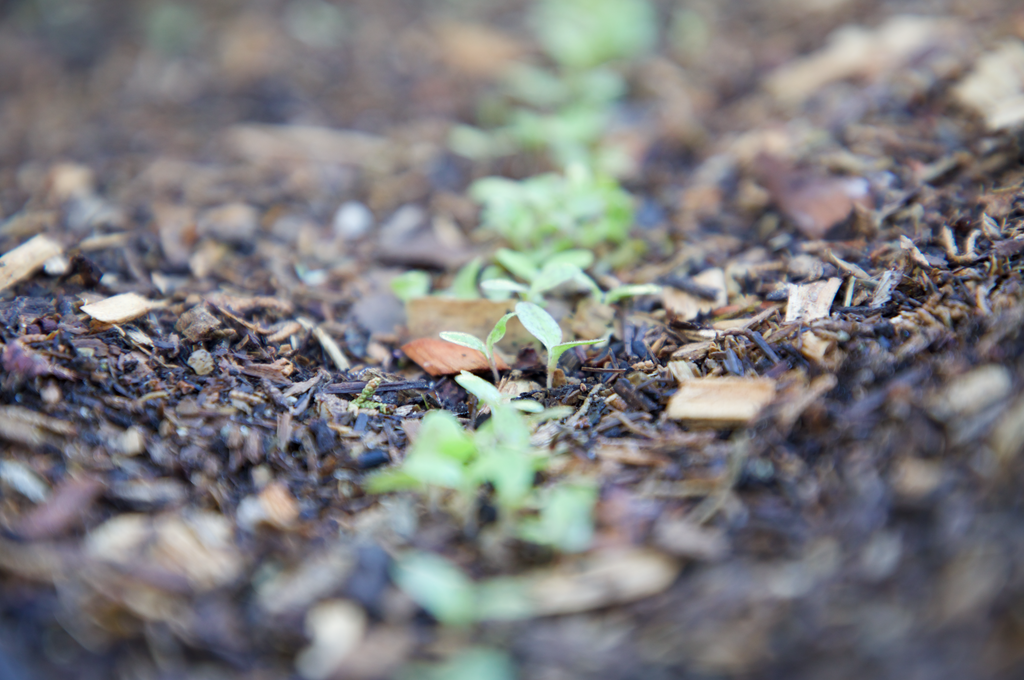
(514, 301, 603, 389)
(530, 0, 656, 71)
(603, 282, 662, 304)
(481, 253, 599, 304)
(390, 270, 431, 302)
(470, 163, 634, 253)
(366, 376, 547, 515)
(440, 312, 516, 383)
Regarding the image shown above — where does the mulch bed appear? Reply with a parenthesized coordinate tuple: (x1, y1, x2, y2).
(3, 1, 1024, 678)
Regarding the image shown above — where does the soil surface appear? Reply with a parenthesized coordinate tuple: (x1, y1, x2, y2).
(3, 1, 1024, 679)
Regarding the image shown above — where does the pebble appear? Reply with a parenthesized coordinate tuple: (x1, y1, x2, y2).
(332, 201, 373, 240)
(197, 202, 259, 244)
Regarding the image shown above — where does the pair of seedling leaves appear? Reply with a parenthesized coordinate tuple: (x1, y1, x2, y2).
(441, 301, 601, 388)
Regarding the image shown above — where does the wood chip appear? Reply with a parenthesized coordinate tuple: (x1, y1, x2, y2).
(785, 277, 842, 323)
(667, 377, 776, 427)
(237, 481, 300, 532)
(405, 297, 536, 353)
(661, 268, 727, 321)
(0, 405, 78, 447)
(80, 293, 166, 324)
(517, 548, 680, 618)
(296, 599, 368, 680)
(400, 337, 509, 376)
(952, 40, 1024, 131)
(0, 234, 63, 292)
(299, 318, 351, 371)
(225, 124, 389, 166)
(14, 476, 105, 540)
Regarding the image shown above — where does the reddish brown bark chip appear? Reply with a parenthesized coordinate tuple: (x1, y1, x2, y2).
(400, 337, 509, 376)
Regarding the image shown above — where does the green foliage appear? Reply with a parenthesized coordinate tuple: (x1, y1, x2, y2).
(519, 482, 597, 552)
(603, 282, 662, 304)
(471, 164, 634, 253)
(391, 552, 532, 627)
(366, 369, 593, 549)
(390, 270, 431, 302)
(514, 302, 603, 388)
(449, 0, 655, 171)
(529, 0, 656, 70)
(446, 257, 485, 299)
(397, 646, 518, 680)
(390, 552, 478, 626)
(481, 252, 599, 304)
(440, 312, 516, 382)
(366, 376, 547, 513)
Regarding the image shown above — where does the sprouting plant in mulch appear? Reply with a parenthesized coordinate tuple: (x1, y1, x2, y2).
(440, 311, 516, 382)
(450, 0, 656, 172)
(366, 370, 595, 550)
(515, 301, 604, 389)
(470, 162, 634, 254)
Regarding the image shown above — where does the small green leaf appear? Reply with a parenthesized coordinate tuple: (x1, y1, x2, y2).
(549, 338, 603, 367)
(485, 312, 516, 356)
(439, 332, 487, 355)
(391, 552, 477, 626)
(604, 283, 662, 304)
(495, 248, 540, 282)
(545, 249, 595, 270)
(391, 270, 431, 302)
(529, 262, 584, 297)
(510, 399, 544, 413)
(447, 258, 484, 299)
(515, 301, 562, 351)
(455, 371, 503, 407)
(519, 483, 597, 553)
(481, 279, 528, 295)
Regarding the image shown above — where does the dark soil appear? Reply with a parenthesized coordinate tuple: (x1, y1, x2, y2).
(3, 1, 1024, 679)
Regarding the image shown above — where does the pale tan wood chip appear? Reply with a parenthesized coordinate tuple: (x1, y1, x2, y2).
(785, 277, 842, 323)
(0, 234, 63, 293)
(667, 377, 776, 428)
(519, 548, 681, 618)
(298, 318, 351, 371)
(80, 292, 166, 324)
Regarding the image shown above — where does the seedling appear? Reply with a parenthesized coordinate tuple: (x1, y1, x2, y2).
(390, 269, 431, 302)
(514, 301, 603, 388)
(439, 311, 516, 382)
(530, 0, 656, 71)
(470, 163, 634, 252)
(602, 283, 662, 304)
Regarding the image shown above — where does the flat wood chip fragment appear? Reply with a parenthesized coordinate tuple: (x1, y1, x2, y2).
(661, 267, 728, 321)
(667, 377, 776, 427)
(785, 277, 842, 323)
(80, 293, 166, 324)
(0, 234, 63, 293)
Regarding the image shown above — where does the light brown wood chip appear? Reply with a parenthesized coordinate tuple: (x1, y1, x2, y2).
(0, 234, 63, 292)
(667, 377, 776, 427)
(785, 277, 842, 323)
(80, 293, 166, 324)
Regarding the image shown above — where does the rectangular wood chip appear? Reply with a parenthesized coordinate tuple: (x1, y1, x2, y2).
(666, 377, 776, 428)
